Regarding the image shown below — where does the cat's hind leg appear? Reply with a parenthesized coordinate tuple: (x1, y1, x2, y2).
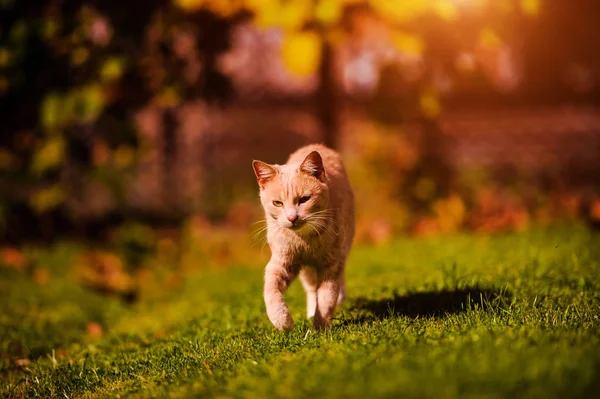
(313, 266, 342, 330)
(299, 267, 318, 319)
(337, 268, 346, 305)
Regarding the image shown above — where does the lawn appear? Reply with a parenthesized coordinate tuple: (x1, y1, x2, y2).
(1, 224, 599, 398)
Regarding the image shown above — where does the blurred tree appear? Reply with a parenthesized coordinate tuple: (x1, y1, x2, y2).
(0, 0, 550, 241)
(172, 1, 545, 146)
(0, 0, 235, 241)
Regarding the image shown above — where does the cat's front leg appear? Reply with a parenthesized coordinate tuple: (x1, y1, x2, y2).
(264, 259, 299, 331)
(313, 267, 342, 330)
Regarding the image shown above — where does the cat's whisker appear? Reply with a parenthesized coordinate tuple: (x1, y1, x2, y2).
(309, 217, 339, 229)
(309, 211, 339, 221)
(250, 226, 269, 244)
(307, 221, 321, 237)
(250, 220, 268, 231)
(310, 208, 338, 218)
(307, 215, 341, 234)
(306, 219, 333, 237)
(312, 208, 333, 215)
(251, 225, 268, 236)
(311, 216, 340, 237)
(260, 223, 280, 254)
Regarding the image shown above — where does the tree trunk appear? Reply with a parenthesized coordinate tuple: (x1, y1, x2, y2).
(315, 39, 340, 149)
(162, 107, 178, 217)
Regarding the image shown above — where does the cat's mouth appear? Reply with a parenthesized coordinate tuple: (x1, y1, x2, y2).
(288, 220, 306, 230)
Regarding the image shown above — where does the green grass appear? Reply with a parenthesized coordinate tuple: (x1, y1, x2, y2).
(2, 224, 600, 398)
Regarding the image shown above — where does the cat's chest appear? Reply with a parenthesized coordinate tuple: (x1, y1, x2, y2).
(273, 234, 336, 267)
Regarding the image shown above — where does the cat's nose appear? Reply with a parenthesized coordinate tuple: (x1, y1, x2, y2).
(287, 214, 298, 224)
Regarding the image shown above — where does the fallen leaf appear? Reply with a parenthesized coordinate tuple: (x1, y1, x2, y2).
(1, 247, 28, 270)
(86, 322, 104, 338)
(33, 268, 51, 285)
(15, 358, 31, 367)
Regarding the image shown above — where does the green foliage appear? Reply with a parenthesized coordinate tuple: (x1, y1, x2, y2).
(0, 1, 236, 234)
(29, 185, 65, 214)
(1, 225, 599, 398)
(31, 138, 65, 176)
(111, 222, 157, 268)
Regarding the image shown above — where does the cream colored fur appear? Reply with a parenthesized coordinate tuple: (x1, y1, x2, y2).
(252, 144, 355, 330)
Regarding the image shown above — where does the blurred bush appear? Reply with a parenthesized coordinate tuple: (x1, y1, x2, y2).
(0, 0, 236, 242)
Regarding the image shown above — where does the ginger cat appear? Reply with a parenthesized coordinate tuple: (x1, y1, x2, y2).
(252, 144, 355, 330)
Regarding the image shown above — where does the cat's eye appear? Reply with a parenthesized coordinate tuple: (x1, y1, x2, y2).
(298, 196, 311, 204)
(272, 200, 283, 207)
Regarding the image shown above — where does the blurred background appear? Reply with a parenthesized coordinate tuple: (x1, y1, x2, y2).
(1, 0, 600, 297)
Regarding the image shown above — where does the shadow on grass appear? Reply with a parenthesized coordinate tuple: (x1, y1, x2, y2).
(343, 286, 510, 325)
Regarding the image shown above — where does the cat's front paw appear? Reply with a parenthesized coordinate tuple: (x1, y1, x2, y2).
(270, 312, 295, 331)
(267, 304, 295, 331)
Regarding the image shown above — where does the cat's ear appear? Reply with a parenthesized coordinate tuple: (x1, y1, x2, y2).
(299, 151, 325, 182)
(252, 160, 277, 189)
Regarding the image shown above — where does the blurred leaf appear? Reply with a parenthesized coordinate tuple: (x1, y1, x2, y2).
(391, 31, 424, 56)
(154, 86, 181, 107)
(281, 31, 322, 77)
(63, 90, 78, 123)
(496, 0, 516, 15)
(92, 141, 111, 166)
(0, 247, 28, 270)
(75, 251, 135, 294)
(414, 178, 436, 200)
(32, 137, 66, 175)
(0, 149, 14, 170)
(433, 194, 466, 233)
(33, 267, 51, 285)
(252, 4, 278, 29)
(86, 322, 104, 338)
(419, 88, 441, 118)
(0, 76, 7, 94)
(10, 20, 28, 42)
(41, 18, 59, 40)
(0, 47, 11, 67)
(113, 145, 135, 168)
(520, 0, 540, 16)
(316, 0, 342, 25)
(100, 58, 125, 82)
(14, 358, 31, 367)
(175, 0, 205, 12)
(71, 46, 90, 66)
(589, 198, 600, 222)
(206, 0, 244, 17)
(78, 85, 105, 122)
(371, 0, 428, 24)
(433, 0, 458, 21)
(279, 1, 311, 31)
(30, 185, 65, 213)
(479, 27, 502, 50)
(254, 0, 309, 30)
(455, 52, 476, 73)
(41, 93, 63, 130)
(114, 222, 157, 250)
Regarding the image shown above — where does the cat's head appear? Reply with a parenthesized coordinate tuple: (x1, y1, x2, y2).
(252, 151, 329, 234)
